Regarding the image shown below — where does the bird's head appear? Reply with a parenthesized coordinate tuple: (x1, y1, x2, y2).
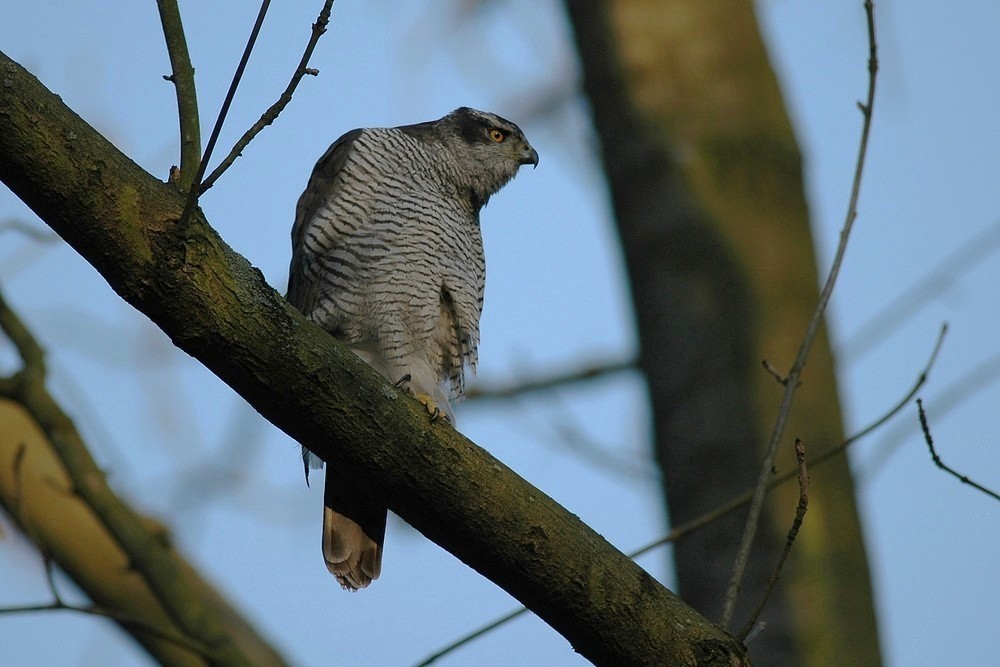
(439, 107, 538, 208)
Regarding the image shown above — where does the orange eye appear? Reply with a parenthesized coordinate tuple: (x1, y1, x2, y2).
(488, 128, 506, 143)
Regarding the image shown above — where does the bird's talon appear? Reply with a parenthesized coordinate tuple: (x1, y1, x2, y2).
(394, 374, 412, 389)
(414, 392, 449, 424)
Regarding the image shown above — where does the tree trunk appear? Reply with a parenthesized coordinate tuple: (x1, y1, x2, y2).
(565, 1, 882, 664)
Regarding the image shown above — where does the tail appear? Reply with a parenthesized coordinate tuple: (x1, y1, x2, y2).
(322, 464, 386, 590)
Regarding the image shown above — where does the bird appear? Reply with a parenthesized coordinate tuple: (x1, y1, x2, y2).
(286, 107, 538, 590)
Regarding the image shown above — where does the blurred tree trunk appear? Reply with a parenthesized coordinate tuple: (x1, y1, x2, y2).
(565, 1, 882, 664)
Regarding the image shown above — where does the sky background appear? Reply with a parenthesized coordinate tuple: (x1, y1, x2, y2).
(1, 1, 999, 665)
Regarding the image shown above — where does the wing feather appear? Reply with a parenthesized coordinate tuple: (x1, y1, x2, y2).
(286, 128, 364, 313)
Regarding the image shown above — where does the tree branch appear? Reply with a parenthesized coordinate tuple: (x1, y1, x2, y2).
(464, 357, 637, 402)
(177, 0, 271, 233)
(0, 51, 747, 666)
(200, 0, 336, 194)
(917, 398, 1000, 502)
(720, 0, 880, 628)
(737, 439, 809, 641)
(841, 218, 1000, 362)
(415, 323, 945, 663)
(0, 287, 288, 665)
(156, 0, 201, 191)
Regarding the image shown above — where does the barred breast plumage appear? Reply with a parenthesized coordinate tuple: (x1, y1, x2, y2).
(286, 107, 537, 590)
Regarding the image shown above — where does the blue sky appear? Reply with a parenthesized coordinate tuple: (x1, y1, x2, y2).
(2, 2, 999, 665)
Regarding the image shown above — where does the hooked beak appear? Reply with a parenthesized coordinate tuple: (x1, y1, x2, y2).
(519, 145, 539, 169)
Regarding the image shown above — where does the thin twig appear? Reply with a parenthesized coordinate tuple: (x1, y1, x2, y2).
(156, 0, 201, 192)
(414, 606, 528, 667)
(177, 0, 272, 229)
(0, 288, 250, 663)
(761, 359, 789, 386)
(0, 549, 211, 655)
(917, 398, 1000, 502)
(42, 556, 64, 606)
(413, 325, 944, 666)
(0, 218, 60, 243)
(200, 0, 336, 193)
(0, 599, 212, 655)
(737, 439, 809, 640)
(842, 217, 1000, 362)
(464, 357, 637, 402)
(548, 397, 658, 481)
(719, 0, 879, 629)
(859, 341, 1000, 485)
(634, 321, 942, 558)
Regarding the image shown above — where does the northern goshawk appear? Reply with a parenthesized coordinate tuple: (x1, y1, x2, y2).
(287, 107, 537, 589)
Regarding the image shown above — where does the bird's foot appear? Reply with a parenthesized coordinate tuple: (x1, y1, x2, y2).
(414, 393, 449, 424)
(394, 374, 449, 423)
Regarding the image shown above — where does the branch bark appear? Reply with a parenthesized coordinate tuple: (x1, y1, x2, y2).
(0, 286, 289, 665)
(0, 51, 747, 666)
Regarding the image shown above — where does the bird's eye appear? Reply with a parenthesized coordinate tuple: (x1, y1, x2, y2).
(488, 128, 506, 143)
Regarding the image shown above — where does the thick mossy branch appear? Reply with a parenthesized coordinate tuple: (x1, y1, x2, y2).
(0, 51, 747, 666)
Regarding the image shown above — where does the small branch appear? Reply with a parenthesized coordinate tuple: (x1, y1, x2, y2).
(156, 0, 201, 192)
(0, 550, 210, 654)
(0, 290, 46, 375)
(842, 218, 1000, 362)
(737, 439, 810, 640)
(200, 0, 336, 193)
(413, 607, 528, 667)
(0, 287, 261, 664)
(552, 417, 657, 481)
(720, 0, 880, 629)
(0, 599, 211, 655)
(859, 339, 1000, 485)
(0, 218, 60, 243)
(415, 325, 945, 665)
(917, 398, 1000, 502)
(761, 359, 789, 386)
(42, 555, 63, 606)
(177, 0, 272, 229)
(464, 357, 637, 402)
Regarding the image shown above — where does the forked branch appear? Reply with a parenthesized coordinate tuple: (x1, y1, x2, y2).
(720, 0, 880, 628)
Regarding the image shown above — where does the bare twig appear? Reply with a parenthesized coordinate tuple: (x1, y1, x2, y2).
(719, 0, 879, 629)
(414, 606, 528, 667)
(0, 218, 60, 243)
(0, 551, 209, 653)
(177, 0, 272, 229)
(761, 359, 789, 386)
(414, 325, 945, 665)
(200, 0, 336, 193)
(0, 288, 254, 663)
(551, 419, 656, 481)
(0, 599, 211, 655)
(737, 439, 810, 640)
(843, 217, 1000, 362)
(859, 341, 1000, 485)
(156, 0, 201, 192)
(41, 555, 63, 606)
(917, 398, 1000, 502)
(464, 357, 637, 402)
